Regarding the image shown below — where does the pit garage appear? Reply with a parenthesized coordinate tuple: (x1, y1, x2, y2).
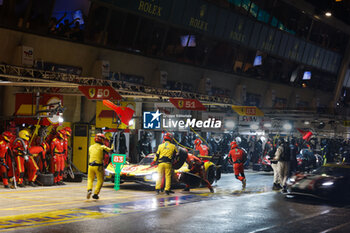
(0, 0, 350, 232)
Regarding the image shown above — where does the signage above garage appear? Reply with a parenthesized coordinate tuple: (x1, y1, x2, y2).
(169, 98, 206, 111)
(78, 86, 122, 100)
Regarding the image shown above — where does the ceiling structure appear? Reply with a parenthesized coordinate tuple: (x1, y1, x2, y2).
(305, 0, 350, 25)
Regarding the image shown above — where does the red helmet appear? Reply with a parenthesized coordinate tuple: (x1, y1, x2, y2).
(95, 133, 106, 144)
(194, 138, 202, 146)
(58, 129, 66, 139)
(2, 131, 14, 142)
(163, 132, 173, 142)
(230, 141, 237, 149)
(64, 127, 72, 137)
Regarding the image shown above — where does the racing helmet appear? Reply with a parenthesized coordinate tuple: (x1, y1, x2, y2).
(163, 132, 173, 142)
(104, 132, 113, 141)
(2, 131, 14, 142)
(64, 127, 72, 137)
(57, 129, 66, 139)
(95, 133, 106, 144)
(230, 141, 237, 149)
(19, 130, 31, 141)
(194, 138, 202, 146)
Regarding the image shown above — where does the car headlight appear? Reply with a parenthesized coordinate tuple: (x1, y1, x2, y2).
(145, 173, 159, 181)
(286, 177, 296, 185)
(321, 181, 334, 186)
(151, 173, 159, 181)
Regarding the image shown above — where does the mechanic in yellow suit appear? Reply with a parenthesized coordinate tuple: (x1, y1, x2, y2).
(152, 133, 178, 195)
(87, 133, 112, 200)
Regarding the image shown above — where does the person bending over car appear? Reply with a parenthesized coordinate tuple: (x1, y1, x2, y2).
(183, 153, 214, 193)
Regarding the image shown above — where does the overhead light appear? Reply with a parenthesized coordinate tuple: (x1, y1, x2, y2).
(129, 119, 135, 126)
(58, 116, 64, 123)
(224, 121, 235, 129)
(250, 124, 259, 130)
(283, 123, 292, 130)
(304, 121, 310, 125)
(263, 123, 272, 128)
(325, 12, 332, 17)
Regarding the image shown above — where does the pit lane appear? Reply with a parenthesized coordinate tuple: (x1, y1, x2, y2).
(0, 171, 349, 233)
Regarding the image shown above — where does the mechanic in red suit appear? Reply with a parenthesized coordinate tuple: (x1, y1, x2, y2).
(58, 127, 72, 181)
(194, 139, 209, 156)
(0, 131, 14, 188)
(183, 153, 214, 193)
(37, 141, 49, 173)
(25, 151, 40, 187)
(51, 129, 66, 185)
(12, 130, 32, 187)
(228, 141, 246, 189)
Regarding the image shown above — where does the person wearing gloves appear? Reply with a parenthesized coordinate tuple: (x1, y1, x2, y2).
(151, 133, 178, 195)
(87, 133, 112, 200)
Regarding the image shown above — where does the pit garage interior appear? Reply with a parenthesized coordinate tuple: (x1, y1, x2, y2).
(0, 0, 350, 232)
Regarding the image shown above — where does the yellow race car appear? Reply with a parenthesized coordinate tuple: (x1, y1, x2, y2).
(104, 153, 221, 187)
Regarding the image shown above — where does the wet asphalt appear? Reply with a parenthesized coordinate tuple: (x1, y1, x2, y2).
(5, 171, 350, 233)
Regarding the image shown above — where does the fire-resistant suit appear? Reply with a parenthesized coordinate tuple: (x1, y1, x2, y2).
(12, 130, 31, 187)
(50, 134, 65, 185)
(184, 154, 213, 192)
(0, 138, 11, 187)
(154, 137, 178, 194)
(194, 139, 209, 156)
(228, 142, 246, 189)
(87, 137, 112, 198)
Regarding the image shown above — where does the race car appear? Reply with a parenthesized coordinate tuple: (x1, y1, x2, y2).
(105, 153, 221, 187)
(285, 163, 350, 202)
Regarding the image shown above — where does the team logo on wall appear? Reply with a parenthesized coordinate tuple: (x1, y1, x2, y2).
(143, 110, 162, 129)
(89, 88, 96, 98)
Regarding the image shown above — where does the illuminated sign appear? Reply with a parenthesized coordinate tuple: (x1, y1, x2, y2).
(169, 98, 206, 111)
(78, 86, 122, 100)
(232, 106, 264, 116)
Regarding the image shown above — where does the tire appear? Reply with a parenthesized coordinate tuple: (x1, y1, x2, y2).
(206, 165, 216, 184)
(179, 172, 201, 187)
(172, 148, 188, 170)
(64, 172, 83, 182)
(36, 173, 54, 186)
(216, 166, 221, 181)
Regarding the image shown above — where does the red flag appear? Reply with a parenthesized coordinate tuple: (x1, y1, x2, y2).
(102, 100, 134, 125)
(297, 128, 313, 141)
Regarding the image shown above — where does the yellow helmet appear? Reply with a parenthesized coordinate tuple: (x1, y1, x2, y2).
(105, 132, 113, 140)
(19, 130, 31, 141)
